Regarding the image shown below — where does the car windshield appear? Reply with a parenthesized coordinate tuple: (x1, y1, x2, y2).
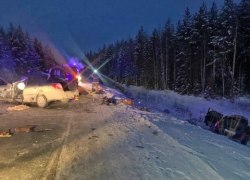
(26, 73, 49, 86)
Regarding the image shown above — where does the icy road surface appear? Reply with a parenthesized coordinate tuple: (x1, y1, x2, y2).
(0, 94, 249, 179)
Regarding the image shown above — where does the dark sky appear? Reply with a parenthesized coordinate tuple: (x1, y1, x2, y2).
(0, 0, 238, 57)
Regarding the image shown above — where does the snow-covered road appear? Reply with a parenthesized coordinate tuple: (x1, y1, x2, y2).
(146, 113, 250, 180)
(0, 91, 249, 179)
(52, 101, 224, 180)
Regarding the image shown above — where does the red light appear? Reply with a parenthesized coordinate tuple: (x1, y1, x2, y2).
(76, 74, 82, 81)
(51, 83, 62, 89)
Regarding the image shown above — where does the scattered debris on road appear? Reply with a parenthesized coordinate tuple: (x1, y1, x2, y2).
(121, 98, 133, 106)
(7, 105, 30, 111)
(92, 82, 104, 94)
(0, 130, 12, 137)
(137, 106, 150, 112)
(14, 125, 36, 133)
(36, 128, 53, 132)
(0, 125, 53, 138)
(102, 96, 117, 105)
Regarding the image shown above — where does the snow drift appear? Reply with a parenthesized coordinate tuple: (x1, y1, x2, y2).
(121, 85, 250, 123)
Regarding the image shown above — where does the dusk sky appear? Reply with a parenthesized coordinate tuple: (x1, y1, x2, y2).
(0, 0, 239, 57)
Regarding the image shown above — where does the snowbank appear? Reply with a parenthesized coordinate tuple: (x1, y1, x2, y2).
(122, 85, 250, 122)
(103, 84, 250, 179)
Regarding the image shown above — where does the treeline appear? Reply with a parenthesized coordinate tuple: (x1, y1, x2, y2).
(0, 23, 57, 77)
(87, 0, 250, 98)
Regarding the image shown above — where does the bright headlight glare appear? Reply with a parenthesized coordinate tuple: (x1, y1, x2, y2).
(76, 75, 82, 81)
(17, 82, 26, 90)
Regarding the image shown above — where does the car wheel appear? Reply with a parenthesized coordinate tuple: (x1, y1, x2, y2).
(37, 95, 48, 108)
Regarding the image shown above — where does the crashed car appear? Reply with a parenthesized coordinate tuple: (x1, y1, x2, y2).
(204, 108, 250, 145)
(204, 108, 223, 127)
(0, 77, 25, 102)
(0, 75, 69, 108)
(48, 65, 80, 91)
(219, 115, 249, 145)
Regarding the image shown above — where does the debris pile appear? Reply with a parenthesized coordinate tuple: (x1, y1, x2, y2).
(137, 106, 150, 112)
(92, 82, 104, 94)
(121, 99, 133, 106)
(102, 96, 117, 105)
(0, 130, 12, 137)
(14, 125, 36, 133)
(7, 105, 30, 111)
(0, 125, 52, 138)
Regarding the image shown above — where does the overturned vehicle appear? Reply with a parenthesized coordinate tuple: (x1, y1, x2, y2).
(205, 108, 250, 145)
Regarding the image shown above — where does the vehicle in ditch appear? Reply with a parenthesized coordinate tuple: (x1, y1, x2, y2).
(204, 108, 250, 145)
(204, 108, 223, 127)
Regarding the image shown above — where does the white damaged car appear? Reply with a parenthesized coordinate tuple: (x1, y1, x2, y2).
(0, 75, 69, 108)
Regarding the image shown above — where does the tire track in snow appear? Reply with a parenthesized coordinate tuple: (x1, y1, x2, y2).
(135, 111, 225, 180)
(41, 117, 72, 180)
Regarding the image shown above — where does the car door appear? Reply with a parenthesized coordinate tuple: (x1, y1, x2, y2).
(23, 73, 49, 103)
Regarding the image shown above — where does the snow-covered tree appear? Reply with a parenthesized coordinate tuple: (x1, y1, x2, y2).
(0, 27, 15, 79)
(237, 0, 250, 93)
(43, 45, 57, 71)
(191, 2, 209, 94)
(175, 8, 192, 94)
(161, 19, 175, 90)
(24, 32, 42, 71)
(134, 27, 148, 86)
(207, 2, 220, 96)
(87, 0, 249, 97)
(7, 24, 28, 75)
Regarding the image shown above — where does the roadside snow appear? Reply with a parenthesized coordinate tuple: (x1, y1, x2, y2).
(104, 85, 250, 179)
(145, 112, 250, 180)
(53, 102, 225, 180)
(1, 85, 250, 179)
(122, 85, 250, 123)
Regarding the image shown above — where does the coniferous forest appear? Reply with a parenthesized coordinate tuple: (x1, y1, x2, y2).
(0, 23, 57, 79)
(87, 0, 250, 98)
